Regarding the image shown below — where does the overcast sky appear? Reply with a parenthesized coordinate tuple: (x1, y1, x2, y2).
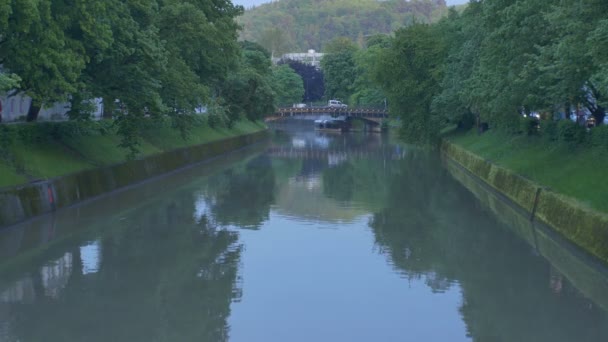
(233, 0, 469, 8)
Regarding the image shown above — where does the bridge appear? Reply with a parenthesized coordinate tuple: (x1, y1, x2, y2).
(267, 107, 389, 126)
(266, 146, 406, 162)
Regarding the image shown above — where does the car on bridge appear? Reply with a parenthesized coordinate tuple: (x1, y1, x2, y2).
(328, 100, 347, 108)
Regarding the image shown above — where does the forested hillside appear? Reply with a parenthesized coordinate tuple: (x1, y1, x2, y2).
(238, 0, 448, 53)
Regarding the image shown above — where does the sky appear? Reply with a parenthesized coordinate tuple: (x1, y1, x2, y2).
(233, 0, 469, 8)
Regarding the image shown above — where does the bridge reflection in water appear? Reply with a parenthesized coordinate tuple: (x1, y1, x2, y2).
(268, 106, 389, 132)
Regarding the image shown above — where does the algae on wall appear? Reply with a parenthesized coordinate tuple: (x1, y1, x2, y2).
(441, 140, 608, 264)
(0, 130, 269, 228)
(445, 157, 608, 312)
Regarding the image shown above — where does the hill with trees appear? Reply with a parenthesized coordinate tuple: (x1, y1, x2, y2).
(238, 0, 448, 54)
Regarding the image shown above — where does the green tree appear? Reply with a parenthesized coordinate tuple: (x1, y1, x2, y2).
(431, 5, 483, 129)
(0, 0, 89, 121)
(350, 34, 390, 107)
(271, 64, 304, 105)
(221, 41, 276, 124)
(321, 37, 358, 102)
(373, 24, 447, 144)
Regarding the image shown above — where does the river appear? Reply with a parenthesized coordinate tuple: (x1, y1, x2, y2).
(0, 125, 607, 341)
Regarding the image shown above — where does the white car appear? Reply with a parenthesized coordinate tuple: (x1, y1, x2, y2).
(328, 100, 347, 108)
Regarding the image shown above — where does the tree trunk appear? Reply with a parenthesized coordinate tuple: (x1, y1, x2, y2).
(26, 101, 40, 122)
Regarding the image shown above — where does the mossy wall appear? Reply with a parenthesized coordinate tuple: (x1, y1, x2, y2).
(441, 140, 608, 263)
(444, 158, 608, 312)
(0, 130, 268, 227)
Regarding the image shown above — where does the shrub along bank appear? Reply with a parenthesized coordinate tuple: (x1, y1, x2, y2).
(0, 118, 266, 188)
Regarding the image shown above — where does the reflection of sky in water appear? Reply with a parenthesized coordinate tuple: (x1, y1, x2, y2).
(229, 214, 469, 342)
(291, 135, 330, 149)
(81, 240, 101, 275)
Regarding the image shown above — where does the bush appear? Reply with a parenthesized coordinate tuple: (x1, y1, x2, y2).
(590, 125, 608, 151)
(557, 120, 586, 145)
(541, 120, 559, 141)
(520, 116, 539, 136)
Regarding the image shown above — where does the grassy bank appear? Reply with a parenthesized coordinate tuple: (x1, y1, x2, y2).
(0, 119, 266, 188)
(447, 130, 608, 213)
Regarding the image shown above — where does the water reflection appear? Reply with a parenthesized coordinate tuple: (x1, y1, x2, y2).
(0, 128, 607, 341)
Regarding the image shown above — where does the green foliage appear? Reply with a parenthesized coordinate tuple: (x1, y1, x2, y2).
(221, 41, 276, 123)
(520, 117, 539, 137)
(321, 37, 358, 102)
(373, 23, 447, 144)
(361, 0, 608, 149)
(0, 119, 266, 186)
(0, 0, 273, 154)
(238, 0, 448, 52)
(590, 124, 608, 152)
(557, 120, 586, 145)
(271, 65, 305, 105)
(350, 34, 390, 107)
(0, 72, 20, 92)
(541, 120, 559, 142)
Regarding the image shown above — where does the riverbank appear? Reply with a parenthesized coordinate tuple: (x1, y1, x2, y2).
(0, 120, 266, 188)
(442, 130, 608, 263)
(0, 120, 268, 227)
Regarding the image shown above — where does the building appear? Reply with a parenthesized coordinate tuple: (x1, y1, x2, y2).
(277, 49, 325, 68)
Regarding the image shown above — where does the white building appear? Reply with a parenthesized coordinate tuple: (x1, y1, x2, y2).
(278, 49, 325, 68)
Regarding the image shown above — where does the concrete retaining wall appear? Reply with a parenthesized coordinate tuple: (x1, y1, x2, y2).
(441, 140, 608, 263)
(444, 157, 608, 312)
(0, 130, 268, 227)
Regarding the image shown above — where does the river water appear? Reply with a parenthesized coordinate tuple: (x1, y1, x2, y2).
(1, 125, 607, 341)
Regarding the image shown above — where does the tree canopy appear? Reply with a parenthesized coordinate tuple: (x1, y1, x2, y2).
(368, 0, 608, 144)
(0, 0, 278, 154)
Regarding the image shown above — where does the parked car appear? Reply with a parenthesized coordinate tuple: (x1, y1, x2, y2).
(327, 100, 347, 108)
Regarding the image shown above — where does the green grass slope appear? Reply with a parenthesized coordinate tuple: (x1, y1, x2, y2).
(0, 120, 266, 189)
(448, 130, 608, 213)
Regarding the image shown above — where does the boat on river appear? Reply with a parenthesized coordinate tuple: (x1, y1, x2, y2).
(314, 119, 347, 132)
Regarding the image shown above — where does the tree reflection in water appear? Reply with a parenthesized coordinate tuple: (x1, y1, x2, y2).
(369, 152, 608, 342)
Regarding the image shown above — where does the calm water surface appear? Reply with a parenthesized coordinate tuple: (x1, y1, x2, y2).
(1, 126, 608, 341)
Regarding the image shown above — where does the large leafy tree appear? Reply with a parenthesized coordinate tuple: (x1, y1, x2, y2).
(0, 0, 90, 120)
(221, 41, 275, 124)
(431, 5, 484, 129)
(374, 23, 447, 144)
(271, 64, 304, 106)
(321, 37, 358, 102)
(350, 34, 390, 107)
(532, 0, 608, 124)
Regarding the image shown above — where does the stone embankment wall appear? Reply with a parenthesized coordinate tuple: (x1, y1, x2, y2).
(441, 140, 608, 263)
(0, 130, 268, 227)
(444, 157, 608, 312)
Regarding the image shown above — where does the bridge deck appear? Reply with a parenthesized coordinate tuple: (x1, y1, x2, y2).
(275, 107, 389, 119)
